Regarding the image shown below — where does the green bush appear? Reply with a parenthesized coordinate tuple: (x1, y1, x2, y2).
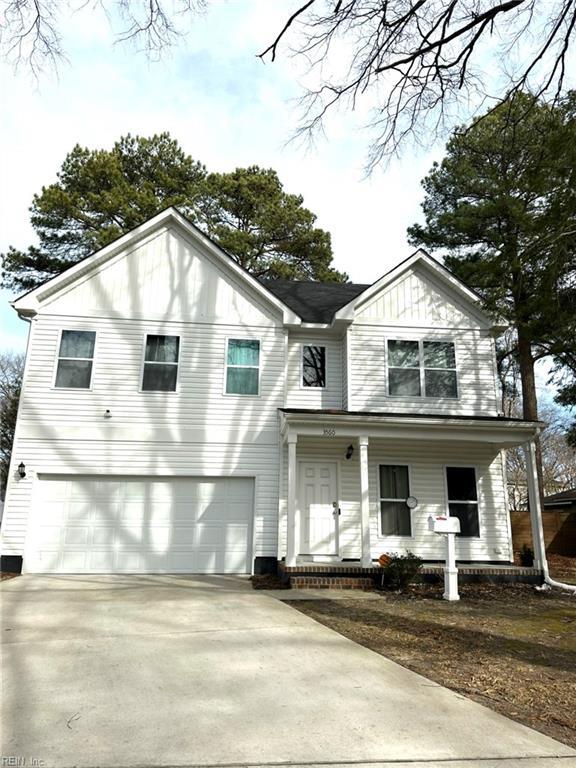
(381, 551, 423, 591)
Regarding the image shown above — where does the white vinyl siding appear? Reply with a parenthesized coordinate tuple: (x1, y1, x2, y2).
(285, 333, 343, 409)
(1, 314, 285, 561)
(278, 437, 510, 562)
(349, 326, 499, 416)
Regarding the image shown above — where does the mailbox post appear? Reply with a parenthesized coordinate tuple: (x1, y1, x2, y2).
(431, 516, 461, 601)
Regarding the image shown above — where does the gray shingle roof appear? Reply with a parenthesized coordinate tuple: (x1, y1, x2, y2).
(543, 489, 576, 505)
(259, 279, 370, 323)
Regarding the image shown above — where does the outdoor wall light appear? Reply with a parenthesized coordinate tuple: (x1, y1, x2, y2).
(104, 409, 112, 419)
(17, 462, 26, 479)
(345, 444, 354, 460)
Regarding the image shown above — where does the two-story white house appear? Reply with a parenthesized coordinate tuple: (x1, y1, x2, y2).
(0, 208, 542, 576)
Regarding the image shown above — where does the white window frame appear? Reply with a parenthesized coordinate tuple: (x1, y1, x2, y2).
(385, 337, 459, 399)
(52, 328, 97, 390)
(378, 462, 414, 539)
(300, 343, 327, 389)
(139, 332, 181, 394)
(443, 464, 481, 538)
(224, 337, 261, 397)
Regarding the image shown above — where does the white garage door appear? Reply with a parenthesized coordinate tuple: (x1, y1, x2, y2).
(25, 476, 254, 574)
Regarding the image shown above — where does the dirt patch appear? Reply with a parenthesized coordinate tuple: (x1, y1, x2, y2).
(0, 572, 19, 581)
(286, 582, 576, 749)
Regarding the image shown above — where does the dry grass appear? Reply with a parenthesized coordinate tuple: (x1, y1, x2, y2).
(288, 581, 576, 749)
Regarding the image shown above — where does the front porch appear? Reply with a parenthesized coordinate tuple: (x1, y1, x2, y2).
(278, 408, 544, 577)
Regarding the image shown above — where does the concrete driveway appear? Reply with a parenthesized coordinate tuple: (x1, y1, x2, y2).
(2, 575, 575, 768)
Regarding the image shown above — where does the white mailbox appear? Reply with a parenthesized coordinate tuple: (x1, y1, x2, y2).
(433, 516, 461, 534)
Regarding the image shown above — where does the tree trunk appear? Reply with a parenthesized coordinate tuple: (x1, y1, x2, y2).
(517, 326, 544, 501)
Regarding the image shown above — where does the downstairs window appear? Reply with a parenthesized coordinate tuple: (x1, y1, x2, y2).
(446, 466, 480, 537)
(379, 464, 412, 536)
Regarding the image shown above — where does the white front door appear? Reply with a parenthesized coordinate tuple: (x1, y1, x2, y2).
(298, 462, 339, 555)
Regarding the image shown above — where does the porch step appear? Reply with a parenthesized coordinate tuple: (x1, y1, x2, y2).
(289, 575, 374, 590)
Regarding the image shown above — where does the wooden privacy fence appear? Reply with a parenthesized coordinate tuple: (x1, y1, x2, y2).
(511, 509, 576, 556)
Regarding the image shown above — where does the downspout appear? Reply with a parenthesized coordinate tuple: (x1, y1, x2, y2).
(524, 439, 576, 594)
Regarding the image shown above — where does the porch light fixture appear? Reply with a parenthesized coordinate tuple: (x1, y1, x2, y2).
(17, 462, 26, 479)
(345, 444, 354, 460)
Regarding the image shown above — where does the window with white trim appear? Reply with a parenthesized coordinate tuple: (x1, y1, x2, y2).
(55, 330, 96, 389)
(302, 345, 326, 388)
(379, 464, 412, 536)
(226, 339, 260, 395)
(387, 339, 457, 398)
(142, 335, 180, 392)
(446, 466, 479, 537)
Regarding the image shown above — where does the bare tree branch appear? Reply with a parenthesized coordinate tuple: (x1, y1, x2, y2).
(0, 0, 206, 74)
(258, 0, 576, 168)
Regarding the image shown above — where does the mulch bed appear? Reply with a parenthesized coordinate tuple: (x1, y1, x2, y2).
(287, 581, 576, 749)
(0, 572, 19, 581)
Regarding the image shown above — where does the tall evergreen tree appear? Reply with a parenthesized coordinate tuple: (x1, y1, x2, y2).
(408, 93, 576, 485)
(1, 134, 345, 291)
(201, 166, 343, 281)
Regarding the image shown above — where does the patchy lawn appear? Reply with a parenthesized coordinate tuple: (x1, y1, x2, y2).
(287, 582, 576, 749)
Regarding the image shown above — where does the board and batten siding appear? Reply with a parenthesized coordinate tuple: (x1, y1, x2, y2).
(278, 437, 512, 562)
(346, 264, 500, 416)
(2, 224, 288, 562)
(285, 333, 343, 410)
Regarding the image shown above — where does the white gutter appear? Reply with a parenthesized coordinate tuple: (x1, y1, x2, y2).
(524, 440, 576, 594)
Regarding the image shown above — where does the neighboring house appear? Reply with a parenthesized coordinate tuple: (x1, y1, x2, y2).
(543, 489, 576, 511)
(0, 208, 542, 574)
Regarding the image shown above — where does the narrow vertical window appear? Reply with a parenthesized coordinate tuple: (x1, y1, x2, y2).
(226, 339, 260, 395)
(379, 465, 412, 536)
(55, 330, 96, 389)
(424, 341, 457, 397)
(142, 335, 179, 392)
(446, 466, 479, 537)
(387, 340, 421, 396)
(302, 345, 326, 388)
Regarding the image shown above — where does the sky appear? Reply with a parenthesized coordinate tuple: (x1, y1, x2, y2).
(0, 1, 442, 353)
(0, 1, 568, 405)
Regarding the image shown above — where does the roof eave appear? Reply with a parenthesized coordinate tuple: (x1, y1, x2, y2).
(10, 207, 302, 326)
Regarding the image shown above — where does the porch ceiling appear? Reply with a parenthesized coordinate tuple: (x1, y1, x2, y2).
(279, 408, 541, 448)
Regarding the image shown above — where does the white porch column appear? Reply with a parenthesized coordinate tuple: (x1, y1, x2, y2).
(286, 432, 298, 567)
(359, 435, 372, 568)
(524, 439, 546, 571)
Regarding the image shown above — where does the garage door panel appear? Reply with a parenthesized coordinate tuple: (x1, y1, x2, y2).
(26, 476, 254, 574)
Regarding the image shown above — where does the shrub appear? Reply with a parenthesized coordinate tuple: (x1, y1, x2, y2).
(380, 551, 423, 591)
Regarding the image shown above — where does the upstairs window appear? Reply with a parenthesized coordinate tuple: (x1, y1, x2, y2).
(302, 345, 326, 388)
(226, 339, 260, 395)
(423, 341, 458, 398)
(379, 465, 412, 536)
(55, 330, 96, 389)
(387, 340, 420, 396)
(446, 466, 479, 537)
(387, 339, 457, 398)
(142, 335, 179, 392)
